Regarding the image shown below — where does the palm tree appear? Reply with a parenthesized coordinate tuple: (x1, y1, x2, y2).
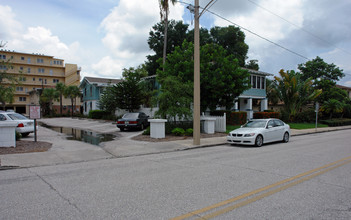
(55, 82, 66, 115)
(40, 88, 59, 116)
(274, 69, 322, 121)
(159, 0, 177, 68)
(321, 99, 344, 119)
(64, 85, 81, 117)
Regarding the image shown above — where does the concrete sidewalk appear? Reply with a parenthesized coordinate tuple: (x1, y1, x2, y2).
(1, 117, 351, 168)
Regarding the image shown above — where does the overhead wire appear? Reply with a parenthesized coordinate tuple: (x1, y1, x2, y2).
(246, 0, 351, 56)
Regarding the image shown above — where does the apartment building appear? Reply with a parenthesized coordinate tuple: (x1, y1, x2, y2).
(0, 49, 81, 115)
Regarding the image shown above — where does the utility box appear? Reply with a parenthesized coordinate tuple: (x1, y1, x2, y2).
(0, 121, 18, 147)
(148, 119, 167, 139)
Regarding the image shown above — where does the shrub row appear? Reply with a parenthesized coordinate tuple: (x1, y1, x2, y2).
(320, 119, 351, 127)
(253, 112, 280, 119)
(210, 110, 247, 125)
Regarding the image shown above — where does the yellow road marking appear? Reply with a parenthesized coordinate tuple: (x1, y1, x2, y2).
(170, 155, 351, 220)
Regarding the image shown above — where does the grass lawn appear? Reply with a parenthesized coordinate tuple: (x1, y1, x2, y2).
(288, 123, 328, 129)
(226, 125, 241, 133)
(226, 123, 328, 132)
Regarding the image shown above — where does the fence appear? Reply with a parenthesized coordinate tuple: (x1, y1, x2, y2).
(209, 113, 226, 133)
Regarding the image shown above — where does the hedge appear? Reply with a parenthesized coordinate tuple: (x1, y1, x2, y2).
(89, 110, 110, 119)
(320, 119, 351, 127)
(210, 110, 247, 125)
(253, 112, 280, 119)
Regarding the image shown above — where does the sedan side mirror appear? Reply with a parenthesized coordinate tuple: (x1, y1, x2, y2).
(267, 125, 273, 129)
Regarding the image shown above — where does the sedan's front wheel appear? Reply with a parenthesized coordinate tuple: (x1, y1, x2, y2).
(283, 132, 289, 143)
(255, 135, 263, 147)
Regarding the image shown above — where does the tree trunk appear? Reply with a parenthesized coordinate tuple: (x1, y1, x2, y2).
(162, 12, 168, 71)
(60, 94, 63, 115)
(71, 98, 74, 117)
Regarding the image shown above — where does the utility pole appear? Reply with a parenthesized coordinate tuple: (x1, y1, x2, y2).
(193, 0, 200, 145)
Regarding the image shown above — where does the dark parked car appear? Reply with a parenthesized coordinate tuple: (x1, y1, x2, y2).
(117, 112, 149, 131)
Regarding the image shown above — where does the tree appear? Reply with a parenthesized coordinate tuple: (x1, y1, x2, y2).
(0, 43, 18, 110)
(0, 86, 14, 110)
(210, 26, 249, 67)
(64, 85, 81, 117)
(266, 78, 280, 106)
(245, 59, 259, 70)
(274, 69, 322, 121)
(321, 99, 344, 119)
(158, 0, 177, 69)
(146, 20, 189, 76)
(40, 88, 59, 116)
(55, 82, 66, 115)
(157, 40, 250, 117)
(298, 56, 345, 103)
(98, 86, 117, 114)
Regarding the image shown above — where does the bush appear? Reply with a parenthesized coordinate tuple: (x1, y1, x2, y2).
(16, 131, 22, 141)
(320, 118, 351, 127)
(89, 110, 111, 119)
(228, 111, 247, 125)
(165, 121, 193, 134)
(142, 126, 150, 135)
(185, 128, 193, 136)
(172, 128, 185, 136)
(294, 109, 319, 123)
(254, 112, 280, 119)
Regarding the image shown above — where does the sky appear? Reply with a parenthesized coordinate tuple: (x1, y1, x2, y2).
(1, 0, 351, 86)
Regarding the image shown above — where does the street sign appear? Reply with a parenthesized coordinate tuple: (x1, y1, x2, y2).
(29, 105, 40, 142)
(29, 105, 41, 119)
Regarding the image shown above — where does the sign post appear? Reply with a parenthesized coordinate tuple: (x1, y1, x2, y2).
(29, 105, 41, 142)
(315, 102, 319, 132)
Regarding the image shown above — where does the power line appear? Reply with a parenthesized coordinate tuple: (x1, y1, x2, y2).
(203, 8, 310, 60)
(246, 0, 351, 56)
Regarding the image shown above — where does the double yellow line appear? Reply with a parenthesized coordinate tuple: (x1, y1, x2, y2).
(171, 155, 351, 220)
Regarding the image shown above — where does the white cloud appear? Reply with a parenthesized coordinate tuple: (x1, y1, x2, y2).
(91, 56, 124, 78)
(0, 5, 22, 41)
(96, 0, 185, 77)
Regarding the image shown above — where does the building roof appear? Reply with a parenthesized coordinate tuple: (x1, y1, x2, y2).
(336, 84, 351, 91)
(243, 68, 274, 76)
(81, 77, 122, 87)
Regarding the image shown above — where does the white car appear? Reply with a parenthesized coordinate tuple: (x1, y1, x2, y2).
(0, 111, 37, 137)
(227, 118, 290, 147)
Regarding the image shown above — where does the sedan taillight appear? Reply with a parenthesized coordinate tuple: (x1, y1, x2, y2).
(129, 121, 137, 124)
(117, 121, 125, 124)
(17, 123, 24, 127)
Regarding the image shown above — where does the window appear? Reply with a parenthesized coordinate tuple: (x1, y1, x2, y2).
(90, 87, 93, 96)
(261, 77, 265, 89)
(0, 54, 6, 59)
(53, 79, 59, 83)
(44, 79, 47, 84)
(38, 68, 45, 73)
(0, 65, 7, 70)
(257, 76, 261, 89)
(37, 58, 44, 63)
(21, 57, 25, 60)
(19, 97, 27, 102)
(27, 57, 31, 64)
(252, 76, 257, 89)
(19, 77, 26, 82)
(20, 67, 23, 71)
(33, 78, 35, 81)
(27, 68, 31, 73)
(39, 78, 42, 82)
(16, 87, 24, 91)
(49, 70, 53, 75)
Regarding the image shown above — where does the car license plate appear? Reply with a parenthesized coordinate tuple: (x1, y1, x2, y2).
(28, 122, 33, 126)
(125, 121, 129, 125)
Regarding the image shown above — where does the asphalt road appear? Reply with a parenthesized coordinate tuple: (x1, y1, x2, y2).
(1, 130, 351, 219)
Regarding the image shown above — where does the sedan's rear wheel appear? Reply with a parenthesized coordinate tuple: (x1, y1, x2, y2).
(21, 132, 30, 137)
(140, 123, 145, 130)
(120, 127, 125, 131)
(255, 135, 263, 147)
(283, 132, 289, 143)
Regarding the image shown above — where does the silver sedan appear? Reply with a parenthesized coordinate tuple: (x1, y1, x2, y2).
(227, 118, 290, 147)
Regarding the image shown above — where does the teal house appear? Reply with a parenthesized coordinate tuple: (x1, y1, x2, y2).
(234, 69, 273, 119)
(80, 77, 121, 115)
